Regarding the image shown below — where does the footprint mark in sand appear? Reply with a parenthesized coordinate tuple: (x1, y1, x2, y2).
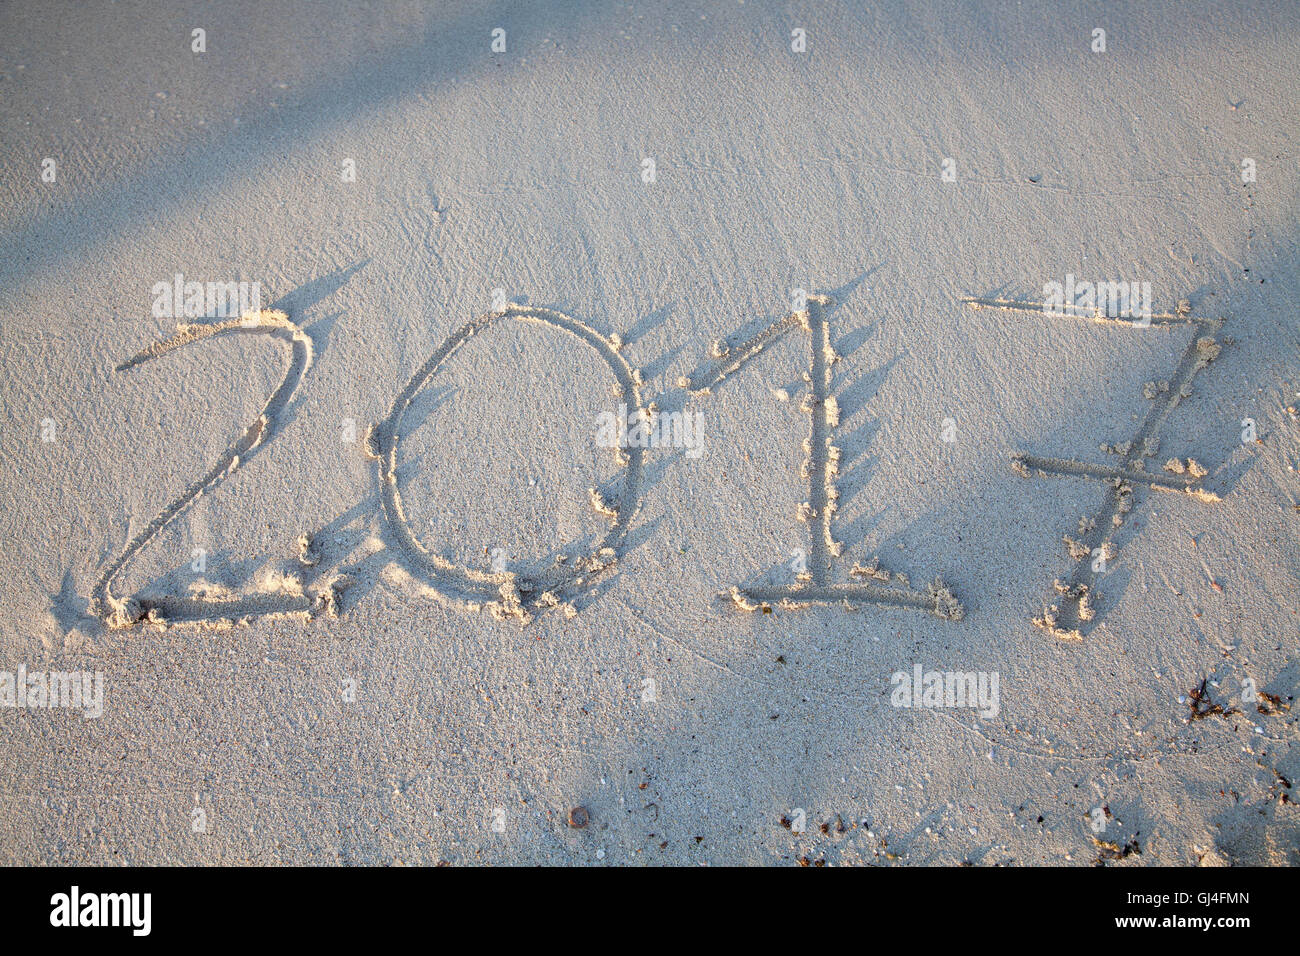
(90, 310, 345, 629)
(962, 296, 1225, 639)
(366, 303, 647, 624)
(686, 294, 963, 621)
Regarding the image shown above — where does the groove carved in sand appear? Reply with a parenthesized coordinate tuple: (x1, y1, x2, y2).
(688, 294, 963, 621)
(367, 304, 646, 625)
(963, 297, 1226, 639)
(90, 310, 346, 630)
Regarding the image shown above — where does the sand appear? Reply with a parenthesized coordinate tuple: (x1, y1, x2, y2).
(2, 0, 1298, 865)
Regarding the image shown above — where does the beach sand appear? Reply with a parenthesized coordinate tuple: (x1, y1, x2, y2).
(1, 0, 1298, 864)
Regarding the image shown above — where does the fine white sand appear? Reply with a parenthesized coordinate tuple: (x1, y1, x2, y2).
(2, 0, 1298, 865)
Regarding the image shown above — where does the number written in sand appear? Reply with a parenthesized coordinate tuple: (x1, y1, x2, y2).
(94, 295, 959, 630)
(685, 293, 963, 620)
(90, 311, 323, 628)
(364, 305, 647, 624)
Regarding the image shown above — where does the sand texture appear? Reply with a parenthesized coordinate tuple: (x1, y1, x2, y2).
(1, 0, 1298, 865)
